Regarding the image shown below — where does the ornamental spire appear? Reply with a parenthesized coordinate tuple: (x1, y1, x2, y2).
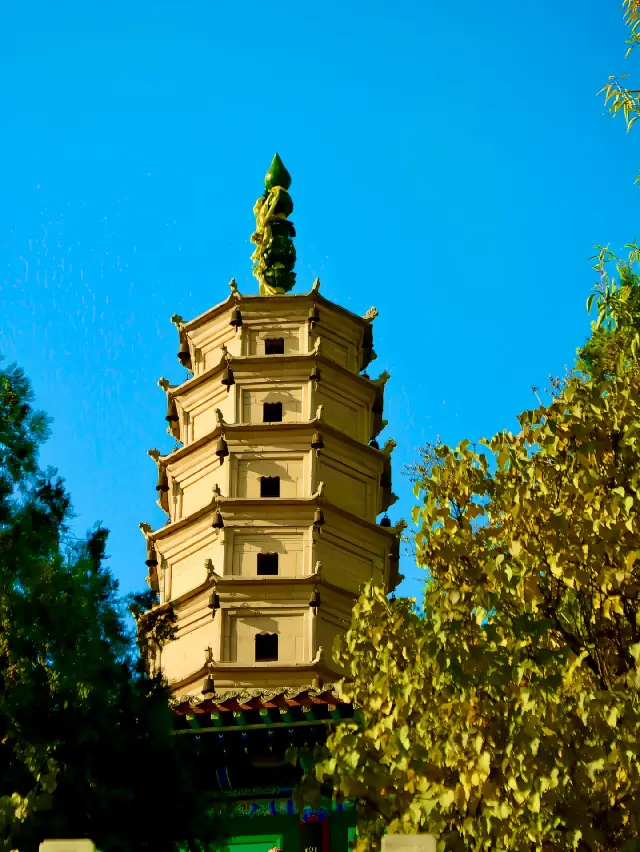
(250, 153, 296, 295)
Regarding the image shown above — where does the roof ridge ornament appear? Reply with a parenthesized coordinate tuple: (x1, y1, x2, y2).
(158, 377, 171, 391)
(363, 306, 378, 322)
(382, 438, 397, 456)
(372, 370, 391, 387)
(205, 559, 222, 585)
(250, 154, 296, 296)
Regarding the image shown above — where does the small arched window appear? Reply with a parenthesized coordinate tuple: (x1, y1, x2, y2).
(264, 338, 285, 355)
(257, 553, 279, 575)
(263, 402, 283, 423)
(255, 633, 278, 662)
(260, 476, 280, 498)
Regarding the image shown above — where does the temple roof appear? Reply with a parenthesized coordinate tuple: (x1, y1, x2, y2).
(178, 289, 375, 336)
(171, 684, 344, 714)
(170, 685, 353, 734)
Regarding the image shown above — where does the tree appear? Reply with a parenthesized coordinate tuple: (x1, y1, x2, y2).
(314, 254, 640, 850)
(0, 357, 218, 852)
(601, 1, 640, 171)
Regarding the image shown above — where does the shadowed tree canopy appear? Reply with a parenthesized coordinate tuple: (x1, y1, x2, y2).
(0, 356, 219, 852)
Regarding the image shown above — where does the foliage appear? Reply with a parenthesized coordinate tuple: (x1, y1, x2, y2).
(129, 589, 177, 671)
(0, 355, 218, 852)
(315, 262, 640, 850)
(601, 1, 640, 177)
(580, 242, 640, 373)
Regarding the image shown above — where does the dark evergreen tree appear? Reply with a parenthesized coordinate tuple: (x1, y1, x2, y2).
(0, 356, 218, 852)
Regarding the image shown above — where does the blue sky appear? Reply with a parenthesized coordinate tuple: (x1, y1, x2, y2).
(0, 0, 637, 601)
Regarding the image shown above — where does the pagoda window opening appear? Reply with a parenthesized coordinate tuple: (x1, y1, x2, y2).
(263, 401, 283, 423)
(255, 632, 278, 662)
(257, 552, 279, 575)
(264, 338, 285, 355)
(260, 476, 280, 498)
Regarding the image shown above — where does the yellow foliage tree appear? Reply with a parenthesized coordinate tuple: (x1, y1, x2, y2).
(314, 254, 640, 850)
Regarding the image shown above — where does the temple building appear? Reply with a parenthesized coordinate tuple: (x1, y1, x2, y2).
(138, 155, 403, 852)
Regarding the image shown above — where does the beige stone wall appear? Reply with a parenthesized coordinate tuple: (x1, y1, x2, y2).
(188, 315, 237, 377)
(162, 600, 215, 677)
(317, 452, 376, 521)
(313, 385, 367, 441)
(223, 611, 307, 664)
(235, 456, 305, 500)
(316, 520, 387, 595)
(245, 325, 304, 356)
(229, 528, 307, 578)
(175, 380, 232, 445)
(167, 450, 226, 524)
(241, 385, 303, 423)
(155, 513, 224, 603)
(310, 327, 356, 372)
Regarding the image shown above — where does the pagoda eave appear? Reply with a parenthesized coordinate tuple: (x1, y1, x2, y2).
(169, 660, 342, 697)
(180, 289, 374, 337)
(163, 351, 381, 403)
(170, 684, 346, 715)
(143, 571, 360, 624)
(156, 419, 388, 468)
(148, 496, 401, 542)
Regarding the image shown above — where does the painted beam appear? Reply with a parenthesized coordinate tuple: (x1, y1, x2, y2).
(172, 718, 340, 736)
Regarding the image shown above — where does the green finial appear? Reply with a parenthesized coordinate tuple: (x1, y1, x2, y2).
(265, 153, 292, 191)
(250, 154, 296, 296)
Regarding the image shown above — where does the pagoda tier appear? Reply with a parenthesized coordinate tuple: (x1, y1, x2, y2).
(152, 422, 394, 526)
(169, 291, 378, 378)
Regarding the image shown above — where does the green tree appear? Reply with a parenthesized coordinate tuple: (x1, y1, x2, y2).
(314, 257, 640, 851)
(601, 1, 640, 171)
(0, 357, 218, 852)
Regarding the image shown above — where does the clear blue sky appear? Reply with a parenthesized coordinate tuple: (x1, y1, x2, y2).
(0, 0, 637, 601)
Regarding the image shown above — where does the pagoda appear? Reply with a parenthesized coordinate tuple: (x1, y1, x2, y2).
(138, 156, 402, 852)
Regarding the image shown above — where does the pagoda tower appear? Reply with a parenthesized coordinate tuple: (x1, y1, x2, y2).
(139, 155, 402, 702)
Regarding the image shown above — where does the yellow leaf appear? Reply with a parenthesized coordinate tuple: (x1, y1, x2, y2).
(439, 789, 454, 808)
(476, 752, 491, 777)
